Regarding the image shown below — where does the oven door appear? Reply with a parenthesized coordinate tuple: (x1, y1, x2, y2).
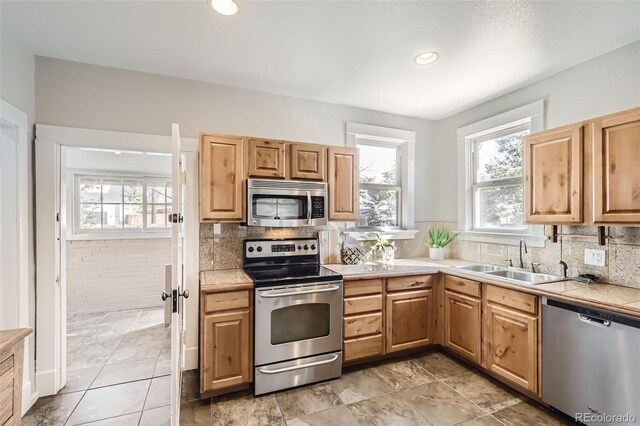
(247, 187, 327, 227)
(254, 281, 343, 366)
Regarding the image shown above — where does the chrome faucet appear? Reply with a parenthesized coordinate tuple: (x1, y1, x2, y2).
(519, 239, 528, 269)
(559, 260, 568, 279)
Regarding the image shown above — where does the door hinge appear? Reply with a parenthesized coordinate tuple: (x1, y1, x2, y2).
(168, 213, 183, 223)
(55, 275, 61, 287)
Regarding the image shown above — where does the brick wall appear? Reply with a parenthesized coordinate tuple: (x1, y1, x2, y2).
(66, 238, 171, 314)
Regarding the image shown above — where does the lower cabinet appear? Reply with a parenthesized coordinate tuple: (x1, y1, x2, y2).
(200, 289, 253, 396)
(484, 285, 539, 394)
(385, 276, 433, 353)
(343, 279, 384, 362)
(444, 290, 481, 363)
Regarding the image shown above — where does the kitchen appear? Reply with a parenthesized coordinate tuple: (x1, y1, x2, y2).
(1, 1, 640, 425)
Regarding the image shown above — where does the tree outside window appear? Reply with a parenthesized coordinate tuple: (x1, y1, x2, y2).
(358, 143, 401, 228)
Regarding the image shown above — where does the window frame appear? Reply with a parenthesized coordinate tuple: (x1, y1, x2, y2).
(457, 100, 546, 247)
(470, 122, 530, 233)
(357, 138, 403, 230)
(71, 172, 172, 238)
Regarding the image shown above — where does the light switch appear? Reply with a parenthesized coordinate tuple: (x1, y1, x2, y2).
(584, 249, 605, 267)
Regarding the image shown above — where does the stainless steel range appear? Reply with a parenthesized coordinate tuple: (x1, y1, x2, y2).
(243, 238, 343, 395)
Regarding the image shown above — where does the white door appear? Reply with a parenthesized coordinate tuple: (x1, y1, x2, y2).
(169, 123, 188, 425)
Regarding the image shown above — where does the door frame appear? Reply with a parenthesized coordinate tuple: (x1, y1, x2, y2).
(35, 124, 199, 396)
(0, 99, 35, 412)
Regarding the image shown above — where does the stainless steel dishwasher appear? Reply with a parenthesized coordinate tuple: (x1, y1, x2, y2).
(542, 297, 640, 425)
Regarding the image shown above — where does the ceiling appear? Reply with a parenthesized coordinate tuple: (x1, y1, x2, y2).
(2, 1, 639, 119)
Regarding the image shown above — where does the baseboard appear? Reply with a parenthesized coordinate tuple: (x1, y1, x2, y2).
(35, 368, 58, 397)
(21, 381, 39, 415)
(184, 346, 198, 370)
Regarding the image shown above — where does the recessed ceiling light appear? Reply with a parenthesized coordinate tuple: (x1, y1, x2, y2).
(414, 51, 439, 65)
(211, 0, 238, 16)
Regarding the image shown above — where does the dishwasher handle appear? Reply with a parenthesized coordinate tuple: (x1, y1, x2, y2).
(578, 313, 611, 327)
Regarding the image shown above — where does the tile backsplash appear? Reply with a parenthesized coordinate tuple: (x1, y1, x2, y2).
(199, 222, 640, 289)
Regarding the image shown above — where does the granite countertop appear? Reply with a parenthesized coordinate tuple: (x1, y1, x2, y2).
(200, 269, 253, 292)
(327, 257, 640, 317)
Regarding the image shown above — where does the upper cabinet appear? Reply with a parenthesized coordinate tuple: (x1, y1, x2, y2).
(247, 138, 286, 179)
(524, 106, 640, 226)
(328, 147, 358, 221)
(290, 143, 326, 181)
(524, 123, 583, 224)
(592, 108, 640, 223)
(200, 134, 245, 221)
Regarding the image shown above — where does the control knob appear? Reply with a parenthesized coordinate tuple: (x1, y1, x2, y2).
(310, 244, 316, 250)
(248, 247, 254, 253)
(303, 244, 309, 250)
(257, 246, 263, 252)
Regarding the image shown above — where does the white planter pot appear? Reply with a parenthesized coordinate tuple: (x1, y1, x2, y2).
(429, 247, 445, 260)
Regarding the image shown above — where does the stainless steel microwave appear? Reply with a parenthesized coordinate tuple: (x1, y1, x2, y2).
(247, 179, 328, 227)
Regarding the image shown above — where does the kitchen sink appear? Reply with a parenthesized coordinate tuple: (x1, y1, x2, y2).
(484, 269, 565, 285)
(454, 264, 506, 273)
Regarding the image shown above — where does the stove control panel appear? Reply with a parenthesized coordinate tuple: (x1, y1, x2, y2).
(245, 239, 318, 258)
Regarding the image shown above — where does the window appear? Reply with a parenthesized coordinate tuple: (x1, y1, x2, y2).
(358, 141, 401, 228)
(75, 175, 171, 234)
(472, 125, 530, 232)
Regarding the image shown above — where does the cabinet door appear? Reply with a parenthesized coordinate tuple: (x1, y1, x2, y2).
(592, 108, 640, 223)
(444, 291, 481, 363)
(200, 134, 245, 221)
(484, 303, 538, 393)
(290, 143, 326, 181)
(524, 123, 583, 224)
(248, 138, 286, 178)
(385, 289, 432, 353)
(328, 147, 358, 221)
(201, 310, 252, 393)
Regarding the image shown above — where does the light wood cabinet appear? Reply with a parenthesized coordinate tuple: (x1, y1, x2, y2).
(484, 285, 538, 393)
(200, 134, 245, 221)
(592, 108, 640, 223)
(247, 138, 286, 178)
(328, 147, 358, 221)
(200, 289, 253, 396)
(524, 123, 583, 224)
(0, 329, 31, 426)
(385, 288, 433, 353)
(343, 279, 384, 362)
(444, 290, 481, 364)
(290, 143, 326, 181)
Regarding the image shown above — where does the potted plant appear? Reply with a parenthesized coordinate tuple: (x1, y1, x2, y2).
(426, 227, 457, 260)
(368, 233, 396, 261)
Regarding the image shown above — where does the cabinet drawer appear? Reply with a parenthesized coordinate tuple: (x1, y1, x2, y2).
(444, 275, 481, 298)
(344, 279, 383, 297)
(0, 356, 13, 426)
(386, 275, 433, 292)
(204, 290, 250, 313)
(0, 355, 12, 377)
(344, 295, 382, 315)
(343, 334, 384, 362)
(344, 312, 383, 339)
(486, 285, 537, 315)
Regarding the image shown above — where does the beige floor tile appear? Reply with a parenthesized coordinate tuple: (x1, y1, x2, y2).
(90, 358, 156, 388)
(145, 375, 171, 409)
(180, 399, 212, 425)
(140, 405, 171, 426)
(78, 412, 142, 425)
(346, 392, 430, 426)
(329, 368, 394, 405)
(412, 352, 471, 379)
(456, 415, 504, 425)
(211, 392, 283, 426)
(370, 358, 437, 391)
(286, 405, 359, 426)
(60, 365, 102, 393)
(275, 383, 342, 420)
(493, 401, 569, 426)
(402, 382, 486, 426)
(22, 391, 84, 426)
(443, 371, 522, 413)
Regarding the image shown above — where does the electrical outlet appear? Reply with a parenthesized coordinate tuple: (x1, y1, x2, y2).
(213, 223, 222, 235)
(584, 249, 606, 267)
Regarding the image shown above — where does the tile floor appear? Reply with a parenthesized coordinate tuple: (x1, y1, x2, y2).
(23, 307, 171, 425)
(180, 351, 575, 426)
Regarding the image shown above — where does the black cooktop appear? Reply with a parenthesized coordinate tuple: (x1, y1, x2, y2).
(244, 264, 342, 288)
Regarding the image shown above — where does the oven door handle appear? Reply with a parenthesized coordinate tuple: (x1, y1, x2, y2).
(257, 354, 340, 375)
(306, 191, 312, 224)
(259, 285, 341, 298)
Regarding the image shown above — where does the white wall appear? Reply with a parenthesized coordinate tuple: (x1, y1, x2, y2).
(65, 147, 171, 175)
(66, 239, 171, 314)
(427, 40, 640, 222)
(1, 28, 37, 410)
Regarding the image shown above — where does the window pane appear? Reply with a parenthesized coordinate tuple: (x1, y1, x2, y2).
(124, 180, 143, 203)
(359, 189, 399, 227)
(358, 144, 398, 185)
(102, 204, 123, 229)
(474, 184, 525, 229)
(79, 179, 101, 203)
(147, 182, 166, 203)
(124, 204, 143, 228)
(476, 129, 528, 183)
(147, 204, 169, 228)
(102, 179, 123, 203)
(79, 203, 101, 229)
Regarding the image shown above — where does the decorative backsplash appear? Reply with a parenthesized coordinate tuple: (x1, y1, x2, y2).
(199, 221, 640, 289)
